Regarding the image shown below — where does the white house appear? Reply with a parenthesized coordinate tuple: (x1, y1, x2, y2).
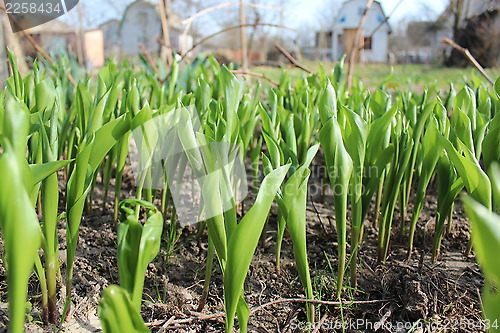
(332, 0, 391, 63)
(99, 0, 191, 59)
(99, 19, 121, 58)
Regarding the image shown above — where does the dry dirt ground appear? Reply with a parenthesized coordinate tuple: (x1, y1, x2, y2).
(0, 159, 486, 333)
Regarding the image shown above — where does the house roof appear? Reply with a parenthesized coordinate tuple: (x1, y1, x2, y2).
(334, 0, 392, 34)
(25, 19, 76, 34)
(99, 19, 120, 29)
(119, 0, 183, 32)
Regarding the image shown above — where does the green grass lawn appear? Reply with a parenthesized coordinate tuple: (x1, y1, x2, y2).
(252, 62, 500, 92)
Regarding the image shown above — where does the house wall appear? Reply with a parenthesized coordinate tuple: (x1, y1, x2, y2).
(85, 30, 105, 68)
(100, 20, 121, 58)
(119, 1, 161, 57)
(331, 0, 390, 62)
(359, 29, 388, 62)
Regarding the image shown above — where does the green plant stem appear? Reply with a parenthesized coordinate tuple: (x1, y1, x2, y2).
(34, 256, 49, 325)
(197, 240, 215, 312)
(41, 173, 59, 324)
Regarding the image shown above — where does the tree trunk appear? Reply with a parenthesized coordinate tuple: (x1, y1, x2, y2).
(1, 10, 28, 75)
(0, 9, 8, 87)
(159, 0, 173, 65)
(239, 0, 249, 71)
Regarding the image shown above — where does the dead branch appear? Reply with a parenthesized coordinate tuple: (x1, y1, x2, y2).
(231, 70, 278, 86)
(145, 298, 390, 328)
(158, 0, 173, 66)
(249, 297, 389, 315)
(274, 43, 312, 73)
(146, 311, 225, 326)
(442, 37, 495, 85)
(180, 2, 283, 55)
(0, 4, 77, 86)
(312, 314, 329, 333)
(359, 0, 404, 52)
(139, 43, 159, 73)
(21, 30, 77, 87)
(21, 30, 53, 63)
(239, 0, 248, 72)
(182, 2, 283, 26)
(346, 0, 374, 90)
(179, 23, 295, 62)
(157, 315, 176, 333)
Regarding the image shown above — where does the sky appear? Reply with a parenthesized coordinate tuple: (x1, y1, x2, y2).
(63, 0, 450, 31)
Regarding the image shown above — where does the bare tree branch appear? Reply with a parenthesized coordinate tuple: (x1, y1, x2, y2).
(179, 23, 295, 62)
(146, 298, 390, 328)
(139, 43, 159, 73)
(442, 37, 494, 85)
(20, 30, 77, 86)
(0, 4, 78, 85)
(158, 0, 173, 66)
(180, 1, 284, 54)
(359, 0, 404, 51)
(346, 0, 374, 90)
(274, 43, 312, 73)
(239, 0, 249, 71)
(231, 70, 278, 86)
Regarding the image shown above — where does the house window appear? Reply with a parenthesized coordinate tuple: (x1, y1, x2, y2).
(363, 37, 372, 50)
(358, 7, 364, 15)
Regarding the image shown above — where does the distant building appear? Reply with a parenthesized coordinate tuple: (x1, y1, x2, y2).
(305, 0, 391, 62)
(331, 0, 391, 63)
(393, 21, 450, 64)
(120, 0, 162, 57)
(99, 0, 191, 59)
(84, 30, 105, 68)
(401, 0, 500, 66)
(311, 31, 333, 60)
(444, 0, 500, 67)
(99, 19, 120, 59)
(24, 19, 78, 58)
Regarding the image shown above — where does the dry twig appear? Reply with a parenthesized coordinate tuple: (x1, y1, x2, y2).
(21, 30, 77, 87)
(158, 0, 173, 66)
(0, 4, 77, 86)
(346, 0, 374, 90)
(312, 314, 329, 333)
(146, 297, 390, 328)
(139, 43, 159, 73)
(274, 43, 312, 73)
(180, 23, 294, 62)
(250, 297, 389, 315)
(180, 2, 284, 54)
(231, 70, 278, 86)
(442, 37, 494, 85)
(358, 0, 404, 52)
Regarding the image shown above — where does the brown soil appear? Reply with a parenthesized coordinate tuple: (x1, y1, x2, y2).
(0, 160, 485, 333)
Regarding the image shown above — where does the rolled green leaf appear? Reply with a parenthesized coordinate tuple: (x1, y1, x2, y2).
(99, 285, 149, 333)
(463, 196, 500, 332)
(319, 98, 353, 297)
(117, 199, 164, 311)
(224, 165, 289, 332)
